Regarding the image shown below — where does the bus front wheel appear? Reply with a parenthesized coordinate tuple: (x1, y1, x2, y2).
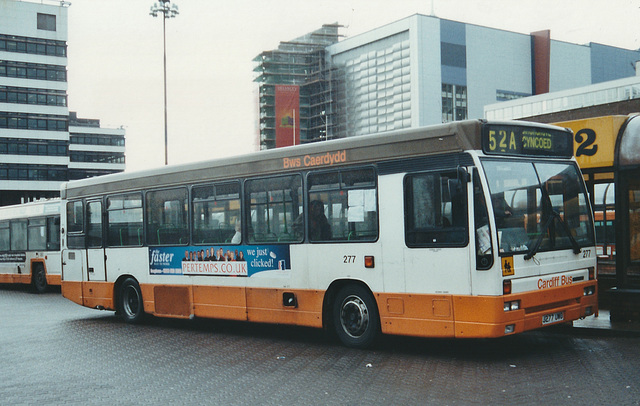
(32, 264, 47, 294)
(332, 284, 380, 348)
(117, 278, 144, 323)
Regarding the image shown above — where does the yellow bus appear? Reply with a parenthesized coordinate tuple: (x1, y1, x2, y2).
(60, 120, 598, 347)
(0, 199, 61, 292)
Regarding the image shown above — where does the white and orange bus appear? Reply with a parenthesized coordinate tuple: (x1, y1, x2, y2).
(0, 199, 61, 293)
(60, 120, 598, 348)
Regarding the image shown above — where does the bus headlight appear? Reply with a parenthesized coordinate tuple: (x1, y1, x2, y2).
(503, 300, 520, 312)
(583, 286, 596, 296)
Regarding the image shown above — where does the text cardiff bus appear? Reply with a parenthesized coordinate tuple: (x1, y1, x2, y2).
(59, 119, 598, 348)
(0, 199, 61, 293)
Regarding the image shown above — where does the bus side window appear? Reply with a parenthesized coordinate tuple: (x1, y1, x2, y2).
(0, 221, 9, 251)
(107, 193, 143, 247)
(473, 169, 493, 270)
(404, 170, 468, 247)
(246, 175, 302, 243)
(47, 216, 60, 251)
(10, 220, 27, 251)
(307, 167, 378, 242)
(66, 200, 85, 249)
(27, 218, 47, 250)
(86, 201, 103, 248)
(192, 182, 240, 245)
(145, 188, 188, 245)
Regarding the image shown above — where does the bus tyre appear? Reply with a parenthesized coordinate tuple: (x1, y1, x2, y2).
(32, 264, 47, 294)
(117, 278, 144, 324)
(332, 285, 380, 348)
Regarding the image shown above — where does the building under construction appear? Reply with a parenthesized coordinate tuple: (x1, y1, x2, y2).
(253, 24, 343, 150)
(254, 15, 640, 151)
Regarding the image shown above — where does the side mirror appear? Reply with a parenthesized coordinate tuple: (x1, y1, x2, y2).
(457, 166, 469, 183)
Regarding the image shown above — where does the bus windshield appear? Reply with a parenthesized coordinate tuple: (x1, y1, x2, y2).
(481, 159, 594, 256)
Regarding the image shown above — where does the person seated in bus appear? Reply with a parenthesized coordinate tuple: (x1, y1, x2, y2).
(491, 193, 513, 228)
(292, 199, 331, 241)
(231, 220, 241, 244)
(308, 200, 331, 241)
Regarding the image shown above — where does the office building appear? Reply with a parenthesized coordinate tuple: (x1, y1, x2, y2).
(484, 75, 640, 123)
(68, 112, 125, 180)
(255, 14, 640, 148)
(0, 0, 125, 205)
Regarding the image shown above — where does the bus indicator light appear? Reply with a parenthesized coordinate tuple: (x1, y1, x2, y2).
(503, 279, 512, 295)
(364, 256, 375, 268)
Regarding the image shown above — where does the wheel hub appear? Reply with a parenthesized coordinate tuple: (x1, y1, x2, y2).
(123, 286, 140, 317)
(340, 295, 369, 338)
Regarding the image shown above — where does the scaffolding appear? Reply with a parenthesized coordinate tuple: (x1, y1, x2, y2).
(253, 24, 343, 149)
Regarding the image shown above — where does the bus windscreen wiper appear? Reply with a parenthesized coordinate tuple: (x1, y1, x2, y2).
(524, 188, 582, 260)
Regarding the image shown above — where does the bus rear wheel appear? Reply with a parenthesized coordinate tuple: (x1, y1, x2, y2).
(32, 264, 47, 294)
(117, 278, 144, 323)
(332, 284, 380, 348)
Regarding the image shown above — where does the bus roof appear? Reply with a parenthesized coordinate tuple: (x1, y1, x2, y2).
(0, 199, 60, 220)
(60, 119, 569, 199)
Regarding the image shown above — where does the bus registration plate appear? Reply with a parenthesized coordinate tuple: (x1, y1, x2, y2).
(542, 311, 564, 325)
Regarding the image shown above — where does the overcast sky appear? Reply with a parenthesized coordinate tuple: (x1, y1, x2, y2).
(64, 0, 640, 172)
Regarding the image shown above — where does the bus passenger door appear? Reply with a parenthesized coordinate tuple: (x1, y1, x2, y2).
(61, 200, 87, 304)
(86, 200, 106, 281)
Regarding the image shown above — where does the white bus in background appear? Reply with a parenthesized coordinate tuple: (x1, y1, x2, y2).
(60, 120, 598, 348)
(0, 200, 61, 293)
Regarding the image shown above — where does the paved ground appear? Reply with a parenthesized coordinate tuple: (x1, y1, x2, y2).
(1, 285, 639, 405)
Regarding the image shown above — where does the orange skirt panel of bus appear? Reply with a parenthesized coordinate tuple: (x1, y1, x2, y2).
(65, 282, 326, 328)
(452, 282, 598, 338)
(245, 288, 324, 327)
(0, 261, 60, 286)
(46, 274, 61, 286)
(139, 284, 325, 328)
(61, 280, 597, 339)
(61, 281, 115, 309)
(0, 273, 31, 284)
(377, 281, 597, 338)
(376, 293, 456, 337)
(61, 281, 85, 306)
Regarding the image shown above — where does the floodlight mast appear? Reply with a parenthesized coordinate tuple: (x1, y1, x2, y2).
(149, 1, 179, 166)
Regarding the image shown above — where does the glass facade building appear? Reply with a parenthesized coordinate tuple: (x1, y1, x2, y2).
(255, 15, 640, 149)
(253, 24, 342, 149)
(0, 1, 124, 206)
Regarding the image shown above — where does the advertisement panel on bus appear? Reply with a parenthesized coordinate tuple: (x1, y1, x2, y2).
(149, 244, 291, 276)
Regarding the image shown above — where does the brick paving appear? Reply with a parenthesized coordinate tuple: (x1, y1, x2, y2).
(1, 285, 639, 405)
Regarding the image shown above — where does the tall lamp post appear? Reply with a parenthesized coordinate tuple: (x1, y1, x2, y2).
(149, 0, 179, 166)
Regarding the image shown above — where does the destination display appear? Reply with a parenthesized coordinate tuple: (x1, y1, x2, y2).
(482, 124, 573, 158)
